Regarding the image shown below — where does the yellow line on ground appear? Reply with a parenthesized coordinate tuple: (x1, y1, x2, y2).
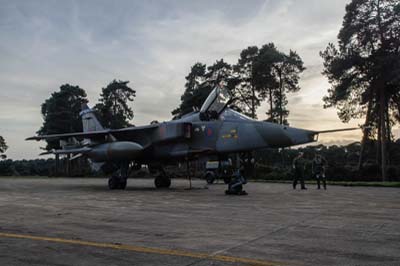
(0, 232, 284, 266)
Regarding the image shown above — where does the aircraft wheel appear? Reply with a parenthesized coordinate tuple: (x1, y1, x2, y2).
(108, 177, 127, 190)
(155, 177, 171, 188)
(164, 178, 171, 188)
(119, 179, 127, 190)
(108, 177, 118, 190)
(205, 173, 215, 184)
(154, 177, 162, 188)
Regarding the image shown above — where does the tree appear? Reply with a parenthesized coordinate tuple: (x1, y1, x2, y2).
(172, 63, 208, 117)
(272, 50, 305, 125)
(94, 80, 136, 129)
(234, 46, 261, 118)
(0, 136, 7, 159)
(38, 84, 87, 150)
(320, 0, 400, 180)
(174, 44, 304, 122)
(252, 44, 279, 122)
(254, 43, 305, 125)
(172, 60, 246, 118)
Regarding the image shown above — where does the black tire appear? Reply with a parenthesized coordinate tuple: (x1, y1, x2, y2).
(163, 178, 171, 188)
(108, 177, 118, 190)
(108, 177, 127, 190)
(119, 179, 127, 190)
(205, 173, 215, 184)
(154, 177, 171, 188)
(154, 177, 163, 188)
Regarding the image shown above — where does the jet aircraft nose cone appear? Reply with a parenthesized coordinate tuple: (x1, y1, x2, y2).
(256, 122, 317, 148)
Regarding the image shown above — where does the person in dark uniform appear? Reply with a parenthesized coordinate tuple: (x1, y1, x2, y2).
(225, 165, 247, 195)
(292, 152, 307, 190)
(312, 154, 327, 190)
(241, 152, 255, 179)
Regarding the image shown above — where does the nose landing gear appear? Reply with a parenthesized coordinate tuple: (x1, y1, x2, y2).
(108, 176, 127, 190)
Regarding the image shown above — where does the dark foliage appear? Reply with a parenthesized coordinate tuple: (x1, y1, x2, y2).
(0, 158, 95, 177)
(38, 84, 88, 150)
(320, 0, 400, 180)
(0, 159, 54, 176)
(94, 80, 136, 129)
(0, 136, 7, 159)
(172, 62, 209, 117)
(254, 43, 305, 124)
(173, 44, 305, 123)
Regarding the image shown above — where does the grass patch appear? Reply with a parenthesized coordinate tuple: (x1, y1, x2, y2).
(327, 181, 400, 187)
(253, 179, 400, 187)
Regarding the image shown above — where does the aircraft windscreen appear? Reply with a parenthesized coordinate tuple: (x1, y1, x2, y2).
(220, 109, 254, 121)
(200, 86, 231, 114)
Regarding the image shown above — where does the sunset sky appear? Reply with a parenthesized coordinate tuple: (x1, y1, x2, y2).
(1, 0, 398, 159)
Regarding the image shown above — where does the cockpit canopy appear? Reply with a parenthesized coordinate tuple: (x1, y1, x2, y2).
(200, 85, 231, 120)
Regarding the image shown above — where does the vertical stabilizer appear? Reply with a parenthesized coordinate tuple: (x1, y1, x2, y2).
(80, 104, 104, 132)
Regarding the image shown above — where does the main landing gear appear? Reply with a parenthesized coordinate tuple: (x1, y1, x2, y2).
(108, 175, 127, 190)
(154, 168, 171, 189)
(108, 162, 129, 190)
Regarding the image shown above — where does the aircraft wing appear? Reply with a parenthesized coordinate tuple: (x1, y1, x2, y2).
(26, 124, 159, 141)
(27, 130, 111, 141)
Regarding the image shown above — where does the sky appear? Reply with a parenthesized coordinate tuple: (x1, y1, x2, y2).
(1, 0, 398, 160)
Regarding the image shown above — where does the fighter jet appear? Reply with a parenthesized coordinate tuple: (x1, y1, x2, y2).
(27, 84, 357, 190)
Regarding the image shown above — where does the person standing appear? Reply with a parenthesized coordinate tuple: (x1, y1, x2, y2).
(292, 152, 307, 190)
(312, 154, 327, 190)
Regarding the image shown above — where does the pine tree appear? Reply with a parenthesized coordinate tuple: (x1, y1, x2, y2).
(94, 80, 136, 129)
(320, 0, 400, 180)
(38, 84, 87, 150)
(172, 63, 208, 117)
(0, 136, 7, 159)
